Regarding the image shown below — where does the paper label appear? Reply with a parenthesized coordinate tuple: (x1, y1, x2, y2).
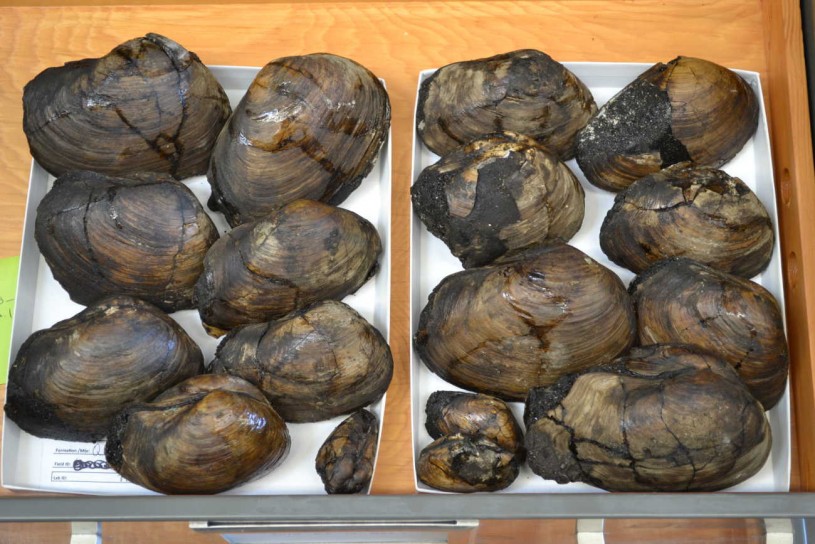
(43, 443, 124, 485)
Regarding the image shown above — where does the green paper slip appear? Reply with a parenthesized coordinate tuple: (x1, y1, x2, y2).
(0, 255, 19, 385)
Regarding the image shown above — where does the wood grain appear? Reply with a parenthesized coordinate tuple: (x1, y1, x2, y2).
(0, 3, 809, 538)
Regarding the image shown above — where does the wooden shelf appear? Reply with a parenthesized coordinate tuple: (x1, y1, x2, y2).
(0, 1, 812, 533)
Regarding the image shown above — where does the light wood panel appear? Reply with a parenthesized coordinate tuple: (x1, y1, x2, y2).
(0, 6, 808, 542)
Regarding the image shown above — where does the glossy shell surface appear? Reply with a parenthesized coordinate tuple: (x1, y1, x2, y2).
(35, 170, 219, 312)
(23, 33, 231, 179)
(4, 296, 204, 442)
(105, 374, 290, 495)
(417, 50, 596, 160)
(207, 53, 391, 226)
(210, 300, 393, 422)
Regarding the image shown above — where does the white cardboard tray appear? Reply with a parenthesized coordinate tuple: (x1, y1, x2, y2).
(410, 63, 790, 494)
(1, 66, 393, 495)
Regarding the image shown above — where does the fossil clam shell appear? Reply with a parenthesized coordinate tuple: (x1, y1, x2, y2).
(416, 434, 520, 493)
(207, 53, 391, 227)
(630, 258, 788, 409)
(414, 243, 636, 401)
(35, 170, 219, 312)
(411, 132, 584, 268)
(4, 296, 204, 442)
(416, 50, 596, 160)
(210, 300, 393, 422)
(106, 374, 290, 495)
(599, 165, 774, 278)
(194, 199, 381, 336)
(524, 344, 771, 492)
(425, 391, 523, 455)
(315, 409, 379, 494)
(576, 56, 759, 192)
(23, 33, 231, 179)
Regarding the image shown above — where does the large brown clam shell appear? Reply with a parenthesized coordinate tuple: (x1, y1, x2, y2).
(599, 165, 774, 278)
(105, 374, 290, 495)
(630, 258, 788, 409)
(411, 132, 584, 268)
(416, 50, 596, 160)
(414, 243, 636, 401)
(315, 409, 379, 494)
(425, 391, 523, 455)
(524, 344, 771, 492)
(4, 296, 204, 442)
(417, 434, 519, 493)
(23, 33, 231, 179)
(194, 199, 381, 336)
(35, 170, 219, 312)
(210, 300, 392, 422)
(207, 53, 390, 227)
(576, 56, 759, 192)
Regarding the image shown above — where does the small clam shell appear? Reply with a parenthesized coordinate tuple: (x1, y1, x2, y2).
(524, 344, 771, 491)
(315, 409, 379, 494)
(35, 171, 219, 312)
(414, 243, 636, 400)
(4, 296, 204, 442)
(194, 199, 381, 336)
(207, 53, 391, 226)
(425, 391, 523, 455)
(630, 258, 788, 409)
(576, 56, 759, 192)
(105, 374, 290, 495)
(210, 300, 393, 422)
(599, 165, 774, 278)
(417, 50, 596, 160)
(417, 434, 519, 493)
(23, 33, 231, 179)
(411, 132, 584, 268)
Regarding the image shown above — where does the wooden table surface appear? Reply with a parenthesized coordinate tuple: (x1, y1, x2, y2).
(0, 0, 813, 540)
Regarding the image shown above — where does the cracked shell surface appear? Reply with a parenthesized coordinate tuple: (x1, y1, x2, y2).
(414, 243, 636, 401)
(315, 409, 379, 494)
(416, 50, 596, 160)
(425, 391, 523, 455)
(105, 374, 290, 495)
(210, 300, 393, 422)
(207, 53, 390, 227)
(35, 170, 219, 312)
(630, 258, 788, 410)
(524, 344, 771, 492)
(194, 199, 381, 336)
(411, 132, 585, 268)
(4, 296, 204, 442)
(576, 56, 759, 192)
(417, 434, 519, 493)
(23, 33, 231, 179)
(599, 165, 774, 278)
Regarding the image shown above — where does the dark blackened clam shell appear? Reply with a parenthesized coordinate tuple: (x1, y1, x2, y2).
(210, 300, 393, 422)
(524, 344, 771, 491)
(35, 171, 219, 312)
(417, 434, 519, 493)
(411, 132, 584, 268)
(106, 374, 290, 495)
(576, 56, 759, 192)
(414, 243, 636, 401)
(315, 409, 379, 494)
(4, 296, 204, 442)
(425, 391, 523, 455)
(194, 199, 381, 336)
(23, 33, 231, 179)
(599, 165, 773, 278)
(417, 50, 596, 160)
(207, 53, 390, 227)
(630, 258, 788, 409)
